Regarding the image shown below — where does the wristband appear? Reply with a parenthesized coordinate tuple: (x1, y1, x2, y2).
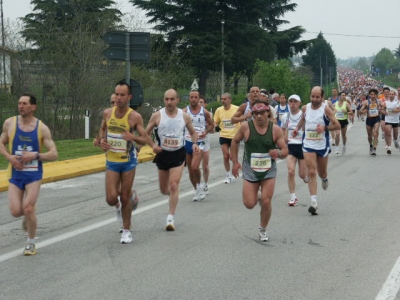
(36, 152, 40, 160)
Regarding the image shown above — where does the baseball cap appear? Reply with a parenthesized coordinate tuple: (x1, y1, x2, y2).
(288, 94, 301, 102)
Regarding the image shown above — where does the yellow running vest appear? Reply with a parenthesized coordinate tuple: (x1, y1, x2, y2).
(106, 107, 134, 162)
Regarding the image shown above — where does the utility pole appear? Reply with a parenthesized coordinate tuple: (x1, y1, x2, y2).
(221, 20, 225, 97)
(320, 55, 322, 87)
(0, 0, 6, 91)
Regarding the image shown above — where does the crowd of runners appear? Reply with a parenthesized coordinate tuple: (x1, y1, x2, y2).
(1, 68, 400, 255)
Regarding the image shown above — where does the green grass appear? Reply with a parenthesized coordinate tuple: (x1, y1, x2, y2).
(0, 139, 103, 170)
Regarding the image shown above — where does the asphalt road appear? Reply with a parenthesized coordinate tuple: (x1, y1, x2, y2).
(1, 120, 400, 300)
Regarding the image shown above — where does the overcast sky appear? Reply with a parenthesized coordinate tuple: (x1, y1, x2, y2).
(3, 0, 400, 59)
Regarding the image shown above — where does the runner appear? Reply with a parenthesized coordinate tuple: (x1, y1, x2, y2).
(382, 90, 400, 154)
(198, 96, 213, 193)
(293, 86, 340, 215)
(334, 91, 353, 155)
(380, 87, 390, 143)
(0, 93, 58, 255)
(349, 93, 356, 124)
(183, 90, 214, 201)
(231, 87, 260, 124)
(98, 81, 150, 243)
(231, 100, 288, 241)
(275, 93, 289, 127)
(214, 93, 240, 183)
(146, 89, 199, 231)
(360, 89, 385, 156)
(280, 95, 309, 206)
(328, 88, 340, 146)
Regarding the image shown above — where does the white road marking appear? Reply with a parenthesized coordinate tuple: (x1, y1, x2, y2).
(375, 255, 400, 300)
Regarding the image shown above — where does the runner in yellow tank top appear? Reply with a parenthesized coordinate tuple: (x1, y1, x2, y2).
(98, 81, 152, 244)
(333, 91, 353, 155)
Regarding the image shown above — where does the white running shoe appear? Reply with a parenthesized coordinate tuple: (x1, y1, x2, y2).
(335, 147, 339, 154)
(166, 219, 175, 231)
(120, 230, 132, 244)
(342, 146, 346, 155)
(308, 200, 318, 215)
(387, 147, 392, 155)
(258, 228, 269, 242)
(193, 188, 200, 201)
(394, 140, 399, 149)
(288, 198, 298, 206)
(203, 183, 209, 194)
(198, 185, 206, 201)
(223, 176, 233, 184)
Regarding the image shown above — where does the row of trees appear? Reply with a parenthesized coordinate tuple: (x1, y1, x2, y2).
(0, 0, 338, 139)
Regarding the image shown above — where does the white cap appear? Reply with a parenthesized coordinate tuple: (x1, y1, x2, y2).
(288, 94, 301, 102)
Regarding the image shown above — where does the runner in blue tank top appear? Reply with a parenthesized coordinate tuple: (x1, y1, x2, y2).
(0, 93, 58, 256)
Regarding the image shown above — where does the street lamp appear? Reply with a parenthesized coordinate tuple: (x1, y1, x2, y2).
(221, 20, 224, 97)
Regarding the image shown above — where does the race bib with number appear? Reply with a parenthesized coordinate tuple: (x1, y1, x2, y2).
(222, 119, 235, 130)
(387, 108, 394, 115)
(369, 108, 378, 117)
(250, 153, 271, 172)
(162, 135, 183, 149)
(305, 130, 322, 140)
(15, 150, 38, 172)
(107, 133, 127, 153)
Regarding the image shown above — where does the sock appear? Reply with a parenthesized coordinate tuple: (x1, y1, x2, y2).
(311, 195, 317, 203)
(226, 172, 231, 177)
(123, 229, 130, 234)
(196, 183, 201, 189)
(27, 238, 35, 244)
(167, 214, 174, 222)
(290, 193, 296, 199)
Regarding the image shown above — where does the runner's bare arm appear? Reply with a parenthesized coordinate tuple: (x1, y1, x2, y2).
(38, 124, 58, 162)
(270, 125, 288, 159)
(231, 123, 247, 178)
(231, 103, 249, 124)
(325, 106, 341, 131)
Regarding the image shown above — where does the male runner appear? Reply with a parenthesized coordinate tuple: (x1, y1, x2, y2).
(334, 91, 353, 155)
(0, 93, 58, 255)
(231, 100, 288, 241)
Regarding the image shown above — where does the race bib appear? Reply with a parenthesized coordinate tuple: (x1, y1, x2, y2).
(250, 153, 271, 172)
(288, 129, 303, 140)
(15, 150, 38, 172)
(387, 108, 394, 115)
(162, 135, 183, 149)
(305, 130, 322, 140)
(369, 108, 378, 117)
(335, 111, 344, 118)
(107, 133, 127, 153)
(222, 119, 235, 130)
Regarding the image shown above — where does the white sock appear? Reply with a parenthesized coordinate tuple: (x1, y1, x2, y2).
(27, 238, 35, 244)
(123, 229, 130, 234)
(226, 172, 231, 177)
(290, 193, 296, 199)
(311, 195, 317, 204)
(167, 214, 174, 222)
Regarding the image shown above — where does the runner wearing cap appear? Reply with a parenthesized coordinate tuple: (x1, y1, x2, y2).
(231, 100, 288, 241)
(281, 94, 308, 206)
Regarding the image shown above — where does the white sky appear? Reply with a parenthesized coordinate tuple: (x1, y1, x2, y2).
(3, 0, 400, 59)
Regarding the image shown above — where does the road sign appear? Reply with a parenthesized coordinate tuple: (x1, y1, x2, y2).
(102, 31, 150, 47)
(102, 31, 150, 63)
(102, 47, 150, 63)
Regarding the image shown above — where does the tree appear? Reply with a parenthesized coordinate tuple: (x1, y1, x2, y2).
(302, 32, 337, 86)
(352, 57, 370, 72)
(394, 43, 400, 58)
(130, 0, 309, 95)
(19, 0, 123, 138)
(372, 48, 397, 74)
(253, 59, 311, 103)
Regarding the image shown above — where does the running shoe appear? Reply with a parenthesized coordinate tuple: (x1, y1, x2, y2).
(223, 176, 233, 184)
(322, 179, 329, 190)
(371, 148, 376, 156)
(369, 146, 373, 155)
(308, 201, 318, 216)
(288, 197, 298, 206)
(342, 146, 346, 155)
(203, 183, 209, 195)
(120, 230, 133, 244)
(23, 243, 36, 256)
(335, 148, 339, 154)
(131, 190, 139, 211)
(394, 140, 399, 149)
(193, 188, 201, 201)
(166, 219, 175, 231)
(199, 185, 206, 201)
(258, 228, 269, 242)
(303, 176, 309, 183)
(332, 141, 335, 146)
(115, 200, 122, 224)
(387, 147, 391, 155)
(382, 133, 385, 139)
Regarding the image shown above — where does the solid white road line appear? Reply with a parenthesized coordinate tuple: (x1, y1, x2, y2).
(375, 255, 400, 300)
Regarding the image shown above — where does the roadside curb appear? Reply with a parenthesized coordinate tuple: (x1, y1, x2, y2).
(0, 146, 155, 192)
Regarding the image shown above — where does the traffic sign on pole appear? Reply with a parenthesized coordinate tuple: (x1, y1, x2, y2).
(102, 47, 150, 62)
